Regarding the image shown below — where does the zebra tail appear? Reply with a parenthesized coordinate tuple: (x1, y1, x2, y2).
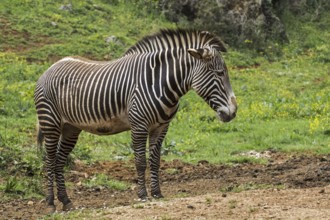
(36, 122, 44, 152)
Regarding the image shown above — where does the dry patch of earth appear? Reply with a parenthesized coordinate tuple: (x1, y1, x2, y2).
(1, 152, 329, 219)
(98, 186, 330, 220)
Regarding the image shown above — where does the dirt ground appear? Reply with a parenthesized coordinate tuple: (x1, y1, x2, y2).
(1, 152, 330, 219)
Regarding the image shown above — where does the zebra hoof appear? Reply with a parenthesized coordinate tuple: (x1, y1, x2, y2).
(45, 205, 56, 214)
(62, 202, 75, 211)
(138, 197, 149, 202)
(152, 193, 164, 199)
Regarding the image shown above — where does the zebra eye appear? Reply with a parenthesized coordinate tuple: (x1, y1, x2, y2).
(209, 68, 225, 77)
(214, 70, 225, 77)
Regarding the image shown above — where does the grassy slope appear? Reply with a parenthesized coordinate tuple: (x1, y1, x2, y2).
(0, 0, 329, 199)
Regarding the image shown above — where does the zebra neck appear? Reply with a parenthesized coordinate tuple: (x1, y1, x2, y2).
(147, 50, 194, 105)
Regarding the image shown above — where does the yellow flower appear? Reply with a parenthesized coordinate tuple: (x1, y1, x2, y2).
(309, 116, 320, 134)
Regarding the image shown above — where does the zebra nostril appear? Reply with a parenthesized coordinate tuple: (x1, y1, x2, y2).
(232, 112, 236, 118)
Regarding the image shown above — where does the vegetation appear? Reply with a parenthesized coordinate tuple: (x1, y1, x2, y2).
(0, 0, 329, 205)
(82, 173, 129, 191)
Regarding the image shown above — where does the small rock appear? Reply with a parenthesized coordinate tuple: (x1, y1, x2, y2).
(187, 205, 195, 209)
(105, 35, 124, 47)
(94, 186, 103, 192)
(105, 35, 118, 44)
(114, 155, 126, 160)
(27, 201, 34, 206)
(319, 189, 325, 194)
(319, 157, 327, 162)
(59, 4, 72, 11)
(197, 160, 209, 165)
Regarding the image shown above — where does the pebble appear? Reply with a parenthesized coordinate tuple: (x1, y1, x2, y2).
(51, 21, 57, 27)
(187, 205, 195, 209)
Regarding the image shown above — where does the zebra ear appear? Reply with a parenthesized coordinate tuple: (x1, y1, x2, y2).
(188, 48, 213, 60)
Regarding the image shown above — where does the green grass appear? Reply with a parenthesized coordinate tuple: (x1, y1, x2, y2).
(0, 0, 329, 202)
(82, 173, 129, 191)
(0, 0, 173, 61)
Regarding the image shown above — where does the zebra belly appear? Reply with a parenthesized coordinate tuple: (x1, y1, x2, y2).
(69, 114, 131, 135)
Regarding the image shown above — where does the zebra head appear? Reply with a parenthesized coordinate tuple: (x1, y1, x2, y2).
(188, 47, 237, 123)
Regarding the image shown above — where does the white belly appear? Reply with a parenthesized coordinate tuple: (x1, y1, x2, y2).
(70, 113, 131, 135)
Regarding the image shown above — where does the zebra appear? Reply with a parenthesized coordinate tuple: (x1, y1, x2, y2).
(34, 29, 237, 213)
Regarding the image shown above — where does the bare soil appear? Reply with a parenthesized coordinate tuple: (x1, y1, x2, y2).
(1, 152, 330, 219)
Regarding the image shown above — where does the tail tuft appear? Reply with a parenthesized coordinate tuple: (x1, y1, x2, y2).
(37, 123, 44, 152)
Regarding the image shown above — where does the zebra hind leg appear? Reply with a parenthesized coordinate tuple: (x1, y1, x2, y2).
(43, 133, 60, 214)
(55, 124, 81, 211)
(149, 124, 169, 199)
(36, 95, 63, 213)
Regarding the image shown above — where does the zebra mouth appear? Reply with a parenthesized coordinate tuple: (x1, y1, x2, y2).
(217, 107, 235, 123)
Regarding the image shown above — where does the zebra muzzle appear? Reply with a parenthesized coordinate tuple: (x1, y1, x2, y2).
(217, 106, 235, 123)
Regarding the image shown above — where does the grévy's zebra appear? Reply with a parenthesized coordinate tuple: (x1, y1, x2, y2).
(34, 29, 237, 213)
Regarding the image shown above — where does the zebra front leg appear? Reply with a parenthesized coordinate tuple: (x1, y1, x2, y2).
(149, 124, 169, 199)
(55, 125, 81, 211)
(131, 128, 148, 201)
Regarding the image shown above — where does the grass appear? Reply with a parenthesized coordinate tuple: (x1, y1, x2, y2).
(82, 173, 129, 191)
(0, 0, 329, 204)
(0, 0, 173, 61)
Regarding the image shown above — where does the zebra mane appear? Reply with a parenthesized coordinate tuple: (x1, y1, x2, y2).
(125, 28, 226, 55)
